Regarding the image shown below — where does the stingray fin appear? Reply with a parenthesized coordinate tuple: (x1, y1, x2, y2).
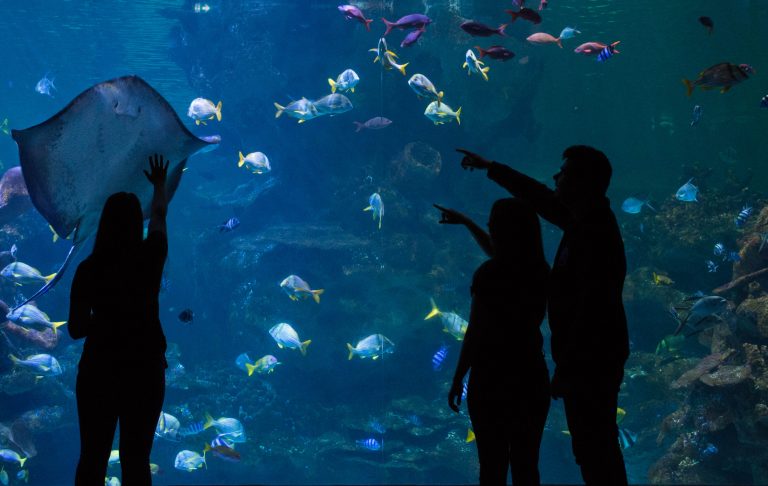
(13, 244, 81, 310)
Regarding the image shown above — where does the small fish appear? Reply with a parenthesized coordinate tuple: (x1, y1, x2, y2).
(178, 421, 205, 437)
(475, 45, 515, 61)
(0, 450, 27, 468)
(338, 5, 373, 31)
(35, 73, 55, 97)
(401, 28, 426, 48)
(155, 412, 181, 441)
(735, 205, 752, 227)
(597, 43, 619, 62)
(274, 98, 319, 123)
(364, 192, 384, 229)
(618, 427, 637, 450)
(671, 295, 729, 336)
(219, 217, 240, 232)
(346, 334, 395, 360)
(356, 438, 382, 451)
(574, 41, 620, 56)
(353, 117, 392, 132)
(463, 49, 490, 81)
(761, 95, 768, 109)
(655, 333, 684, 355)
(431, 344, 448, 370)
(269, 323, 311, 355)
(675, 178, 698, 202)
(425, 299, 468, 340)
(178, 309, 194, 323)
(621, 197, 654, 214)
(245, 355, 281, 376)
(408, 74, 443, 105)
(174, 450, 206, 472)
(328, 69, 360, 93)
(700, 443, 718, 458)
(313, 93, 354, 116)
(369, 38, 409, 76)
(690, 105, 703, 127)
(424, 101, 462, 125)
(16, 469, 29, 482)
(8, 354, 62, 376)
(466, 428, 476, 443)
(203, 414, 246, 442)
(559, 27, 581, 40)
(382, 14, 431, 36)
(527, 32, 562, 48)
(505, 7, 542, 24)
(459, 21, 507, 37)
(0, 118, 8, 136)
(698, 16, 714, 35)
(205, 442, 241, 462)
(0, 467, 8, 486)
(280, 275, 324, 303)
(713, 242, 725, 257)
(705, 260, 718, 273)
(238, 151, 271, 174)
(652, 272, 674, 286)
(683, 63, 754, 96)
(235, 352, 252, 373)
(0, 261, 56, 286)
(187, 98, 222, 125)
(6, 303, 66, 334)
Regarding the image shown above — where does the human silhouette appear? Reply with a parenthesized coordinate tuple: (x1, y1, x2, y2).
(457, 146, 629, 486)
(68, 154, 170, 486)
(439, 198, 550, 485)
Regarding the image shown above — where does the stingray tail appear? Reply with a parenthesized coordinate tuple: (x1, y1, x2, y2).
(13, 244, 80, 311)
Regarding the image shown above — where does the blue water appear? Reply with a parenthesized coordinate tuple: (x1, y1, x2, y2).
(1, 0, 768, 484)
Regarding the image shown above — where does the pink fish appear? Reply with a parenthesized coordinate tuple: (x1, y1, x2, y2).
(574, 41, 620, 55)
(338, 5, 373, 31)
(527, 32, 561, 48)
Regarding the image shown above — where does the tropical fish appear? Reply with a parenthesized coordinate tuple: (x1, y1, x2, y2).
(346, 334, 395, 360)
(0, 449, 26, 468)
(187, 98, 222, 125)
(652, 272, 673, 286)
(313, 93, 353, 116)
(408, 74, 443, 105)
(726, 251, 741, 262)
(671, 295, 729, 336)
(356, 438, 382, 451)
(5, 304, 66, 334)
(459, 21, 506, 37)
(238, 151, 271, 174)
(353, 117, 392, 132)
(235, 352, 252, 373)
(475, 45, 515, 61)
(559, 27, 581, 40)
(675, 178, 698, 202)
(364, 192, 384, 229)
(274, 98, 319, 123)
(597, 43, 619, 62)
(683, 63, 754, 96)
(205, 442, 241, 462)
(706, 260, 719, 273)
(34, 73, 55, 97)
(8, 354, 62, 376)
(269, 323, 311, 355)
(245, 355, 281, 376)
(505, 7, 542, 24)
(204, 414, 245, 442)
(401, 28, 425, 48)
(174, 450, 206, 472)
(155, 412, 181, 441)
(382, 14, 431, 36)
(713, 243, 725, 257)
(0, 262, 55, 286)
(328, 69, 360, 93)
(618, 427, 637, 450)
(690, 105, 703, 127)
(424, 101, 462, 125)
(527, 32, 562, 48)
(655, 334, 684, 355)
(369, 38, 408, 76)
(735, 205, 752, 227)
(431, 344, 448, 370)
(463, 49, 490, 81)
(280, 275, 324, 303)
(338, 5, 373, 31)
(218, 217, 240, 232)
(698, 16, 714, 35)
(425, 299, 468, 340)
(574, 41, 620, 56)
(621, 197, 654, 214)
(178, 421, 205, 437)
(178, 309, 194, 323)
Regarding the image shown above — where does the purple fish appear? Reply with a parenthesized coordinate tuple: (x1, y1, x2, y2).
(401, 27, 425, 47)
(382, 14, 431, 36)
(460, 21, 507, 37)
(339, 5, 373, 31)
(353, 117, 393, 132)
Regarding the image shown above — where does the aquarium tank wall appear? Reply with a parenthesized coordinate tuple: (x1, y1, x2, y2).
(1, 0, 768, 484)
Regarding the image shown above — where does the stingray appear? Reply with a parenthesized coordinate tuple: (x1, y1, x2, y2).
(11, 75, 219, 306)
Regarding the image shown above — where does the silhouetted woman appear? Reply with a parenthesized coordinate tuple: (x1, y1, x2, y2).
(69, 155, 169, 486)
(438, 198, 550, 485)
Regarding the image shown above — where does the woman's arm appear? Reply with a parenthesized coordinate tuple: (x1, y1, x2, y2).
(433, 204, 493, 257)
(68, 265, 91, 340)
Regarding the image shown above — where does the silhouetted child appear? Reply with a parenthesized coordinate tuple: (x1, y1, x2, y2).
(69, 155, 170, 486)
(438, 198, 550, 485)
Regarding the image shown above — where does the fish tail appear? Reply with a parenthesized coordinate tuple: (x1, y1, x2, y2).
(8, 353, 20, 365)
(425, 298, 440, 320)
(215, 101, 222, 121)
(311, 289, 324, 304)
(300, 340, 312, 356)
(497, 23, 508, 36)
(466, 428, 475, 443)
(238, 151, 245, 167)
(455, 107, 462, 125)
(353, 121, 364, 132)
(274, 102, 285, 118)
(52, 321, 67, 334)
(610, 41, 620, 53)
(245, 362, 256, 377)
(682, 78, 694, 97)
(505, 10, 518, 22)
(43, 273, 56, 284)
(462, 61, 468, 69)
(347, 343, 355, 360)
(328, 78, 337, 93)
(203, 412, 215, 430)
(365, 18, 373, 31)
(557, 37, 562, 48)
(474, 46, 486, 59)
(398, 62, 408, 76)
(18, 457, 26, 468)
(378, 214, 382, 230)
(481, 66, 490, 81)
(381, 17, 394, 36)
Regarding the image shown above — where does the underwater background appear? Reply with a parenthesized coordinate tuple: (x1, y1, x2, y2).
(1, 0, 768, 484)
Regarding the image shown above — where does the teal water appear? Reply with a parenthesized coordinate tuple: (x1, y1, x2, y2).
(1, 0, 768, 484)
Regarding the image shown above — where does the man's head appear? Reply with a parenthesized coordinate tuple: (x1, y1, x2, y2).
(553, 145, 612, 204)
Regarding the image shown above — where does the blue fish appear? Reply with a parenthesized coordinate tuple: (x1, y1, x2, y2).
(596, 43, 617, 62)
(618, 427, 637, 450)
(35, 73, 56, 97)
(700, 442, 718, 458)
(705, 260, 718, 273)
(713, 242, 725, 257)
(559, 27, 581, 40)
(621, 197, 654, 214)
(356, 438, 382, 451)
(462, 380, 468, 400)
(179, 421, 205, 437)
(211, 434, 235, 449)
(219, 217, 240, 232)
(735, 205, 753, 227)
(432, 344, 448, 370)
(369, 420, 386, 434)
(761, 95, 768, 109)
(675, 178, 698, 202)
(690, 105, 703, 127)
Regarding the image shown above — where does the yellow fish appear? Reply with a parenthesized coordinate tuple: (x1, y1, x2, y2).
(652, 272, 674, 286)
(465, 428, 475, 443)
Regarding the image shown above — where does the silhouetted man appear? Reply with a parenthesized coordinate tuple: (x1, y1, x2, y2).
(458, 146, 629, 486)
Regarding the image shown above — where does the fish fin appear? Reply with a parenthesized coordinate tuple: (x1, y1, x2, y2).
(381, 17, 394, 36)
(350, 87, 355, 93)
(195, 120, 201, 125)
(8, 354, 19, 365)
(386, 50, 398, 58)
(245, 362, 256, 376)
(474, 46, 487, 59)
(481, 67, 490, 81)
(455, 107, 462, 125)
(425, 298, 440, 320)
(354, 121, 364, 132)
(720, 86, 731, 94)
(52, 321, 67, 334)
(437, 91, 444, 107)
(49, 225, 59, 242)
(373, 55, 380, 63)
(18, 458, 26, 468)
(682, 79, 694, 97)
(365, 18, 373, 31)
(215, 101, 222, 121)
(274, 102, 285, 118)
(43, 273, 56, 284)
(498, 23, 508, 36)
(311, 289, 324, 304)
(203, 412, 215, 430)
(298, 119, 306, 124)
(505, 9, 519, 21)
(378, 215, 382, 230)
(238, 151, 245, 167)
(300, 340, 311, 356)
(328, 78, 337, 93)
(347, 343, 355, 360)
(466, 429, 475, 443)
(398, 63, 409, 76)
(557, 37, 562, 48)
(277, 343, 284, 348)
(364, 205, 373, 212)
(462, 62, 468, 69)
